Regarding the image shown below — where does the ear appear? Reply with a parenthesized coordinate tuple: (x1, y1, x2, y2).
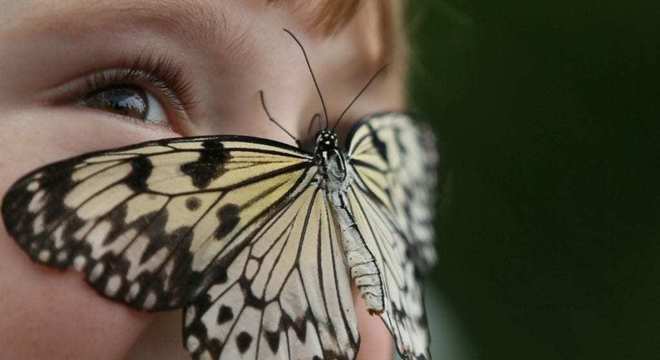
(351, 1, 388, 70)
(340, 1, 407, 114)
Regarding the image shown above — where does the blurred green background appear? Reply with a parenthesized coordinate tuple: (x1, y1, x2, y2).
(406, 1, 660, 359)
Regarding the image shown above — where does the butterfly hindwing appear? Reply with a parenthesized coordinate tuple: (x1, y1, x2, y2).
(347, 184, 430, 359)
(346, 113, 438, 359)
(1, 135, 313, 311)
(183, 185, 359, 360)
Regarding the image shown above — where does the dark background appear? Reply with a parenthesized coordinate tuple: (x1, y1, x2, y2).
(407, 1, 660, 359)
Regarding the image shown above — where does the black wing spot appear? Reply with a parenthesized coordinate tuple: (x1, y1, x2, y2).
(367, 124, 388, 162)
(181, 141, 231, 189)
(215, 204, 240, 239)
(264, 331, 280, 352)
(236, 331, 253, 353)
(394, 128, 408, 154)
(185, 197, 201, 211)
(126, 157, 153, 192)
(293, 316, 307, 341)
(217, 305, 234, 324)
(216, 269, 228, 285)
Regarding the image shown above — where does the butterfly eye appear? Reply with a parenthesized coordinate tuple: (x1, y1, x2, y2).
(81, 85, 166, 124)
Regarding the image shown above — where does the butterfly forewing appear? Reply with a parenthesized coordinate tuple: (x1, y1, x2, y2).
(2, 135, 313, 311)
(347, 113, 438, 273)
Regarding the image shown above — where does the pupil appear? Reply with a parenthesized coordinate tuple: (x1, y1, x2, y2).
(82, 85, 149, 119)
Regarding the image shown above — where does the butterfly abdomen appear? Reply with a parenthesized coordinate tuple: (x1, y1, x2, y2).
(327, 190, 385, 314)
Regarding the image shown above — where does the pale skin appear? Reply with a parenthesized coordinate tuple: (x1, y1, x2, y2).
(0, 1, 405, 359)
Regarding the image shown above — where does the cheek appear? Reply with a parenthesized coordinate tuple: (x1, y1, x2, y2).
(0, 107, 176, 254)
(186, 99, 307, 147)
(0, 108, 176, 182)
(0, 107, 176, 278)
(0, 109, 162, 358)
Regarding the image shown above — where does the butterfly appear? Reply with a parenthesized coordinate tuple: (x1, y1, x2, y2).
(1, 30, 438, 360)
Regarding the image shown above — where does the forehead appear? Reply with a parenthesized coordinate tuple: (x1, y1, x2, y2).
(268, 0, 360, 33)
(6, 0, 345, 36)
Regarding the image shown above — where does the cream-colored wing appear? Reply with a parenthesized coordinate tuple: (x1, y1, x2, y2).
(347, 112, 438, 273)
(2, 135, 313, 311)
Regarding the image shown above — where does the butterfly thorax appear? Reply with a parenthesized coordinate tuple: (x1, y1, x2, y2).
(313, 129, 347, 187)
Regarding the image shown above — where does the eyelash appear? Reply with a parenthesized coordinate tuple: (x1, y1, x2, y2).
(76, 54, 197, 118)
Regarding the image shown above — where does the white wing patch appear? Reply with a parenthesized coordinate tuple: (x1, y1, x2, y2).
(183, 186, 358, 360)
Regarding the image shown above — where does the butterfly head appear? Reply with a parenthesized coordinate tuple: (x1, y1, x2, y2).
(315, 129, 339, 153)
(314, 129, 346, 183)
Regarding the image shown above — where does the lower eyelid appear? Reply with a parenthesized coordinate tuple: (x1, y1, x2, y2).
(71, 104, 178, 133)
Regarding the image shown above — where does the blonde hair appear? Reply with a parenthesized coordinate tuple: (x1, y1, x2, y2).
(268, 0, 406, 66)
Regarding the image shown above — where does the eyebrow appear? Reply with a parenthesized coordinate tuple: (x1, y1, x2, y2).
(19, 0, 227, 49)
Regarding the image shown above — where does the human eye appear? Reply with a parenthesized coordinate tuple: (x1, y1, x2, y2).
(69, 55, 196, 128)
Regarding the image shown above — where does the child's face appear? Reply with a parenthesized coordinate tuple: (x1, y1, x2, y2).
(0, 1, 400, 358)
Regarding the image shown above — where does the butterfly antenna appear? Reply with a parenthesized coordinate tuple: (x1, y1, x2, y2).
(306, 113, 322, 138)
(259, 90, 302, 148)
(333, 64, 388, 130)
(283, 28, 329, 129)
